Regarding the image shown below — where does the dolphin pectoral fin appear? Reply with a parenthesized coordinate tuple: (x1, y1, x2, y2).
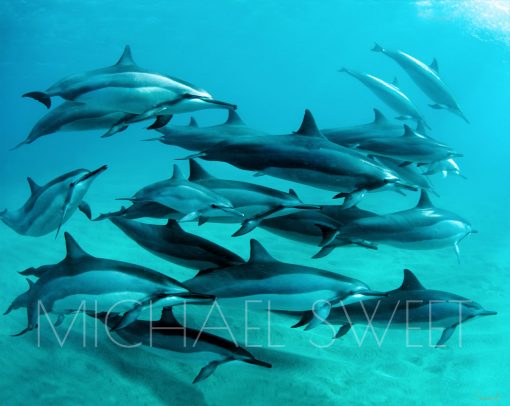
(233, 205, 284, 237)
(316, 224, 339, 247)
(335, 324, 352, 339)
(399, 161, 412, 168)
(111, 305, 143, 331)
(312, 245, 336, 259)
(198, 216, 209, 226)
(454, 242, 461, 264)
(429, 103, 445, 110)
(193, 358, 232, 384)
(78, 201, 92, 220)
(435, 324, 458, 347)
(334, 189, 367, 208)
(147, 115, 173, 130)
(304, 301, 332, 331)
(11, 325, 35, 337)
(292, 311, 314, 329)
(22, 91, 51, 108)
(101, 123, 128, 138)
(54, 314, 66, 327)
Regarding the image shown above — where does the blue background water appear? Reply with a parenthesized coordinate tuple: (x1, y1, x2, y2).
(0, 1, 509, 405)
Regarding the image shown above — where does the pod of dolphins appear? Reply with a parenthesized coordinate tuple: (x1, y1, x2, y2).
(3, 44, 496, 384)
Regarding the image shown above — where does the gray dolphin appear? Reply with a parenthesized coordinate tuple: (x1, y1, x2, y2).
(184, 239, 384, 329)
(187, 159, 318, 235)
(146, 110, 267, 152)
(354, 125, 461, 165)
(5, 233, 214, 335)
(90, 308, 271, 383)
(23, 45, 236, 115)
(184, 110, 412, 208)
(321, 108, 404, 146)
(1, 165, 107, 237)
(110, 217, 244, 270)
(290, 270, 496, 346)
(372, 44, 469, 123)
(339, 68, 429, 129)
(118, 164, 243, 222)
(12, 102, 136, 149)
(317, 190, 474, 261)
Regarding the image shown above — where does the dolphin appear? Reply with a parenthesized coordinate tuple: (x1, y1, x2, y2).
(11, 102, 136, 149)
(339, 68, 429, 129)
(117, 164, 244, 222)
(186, 159, 318, 235)
(110, 218, 244, 270)
(5, 233, 214, 335)
(423, 158, 466, 179)
(353, 125, 461, 165)
(0, 165, 107, 237)
(372, 44, 469, 123)
(184, 239, 384, 329)
(290, 270, 496, 346)
(317, 190, 474, 262)
(321, 108, 404, 146)
(184, 110, 412, 208)
(23, 45, 236, 115)
(90, 308, 272, 383)
(145, 110, 267, 152)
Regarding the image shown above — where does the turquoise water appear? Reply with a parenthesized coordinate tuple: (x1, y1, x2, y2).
(1, 1, 509, 404)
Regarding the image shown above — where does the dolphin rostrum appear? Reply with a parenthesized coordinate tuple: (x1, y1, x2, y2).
(372, 44, 469, 123)
(184, 239, 384, 329)
(117, 164, 244, 222)
(317, 190, 474, 262)
(5, 233, 214, 335)
(339, 67, 429, 129)
(110, 217, 244, 270)
(23, 45, 236, 116)
(90, 308, 272, 383)
(290, 270, 496, 346)
(1, 165, 107, 237)
(184, 110, 412, 208)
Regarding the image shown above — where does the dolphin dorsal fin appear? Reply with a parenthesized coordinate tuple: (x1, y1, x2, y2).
(159, 307, 181, 326)
(373, 108, 387, 124)
(27, 177, 40, 194)
(165, 219, 183, 230)
(188, 159, 213, 181)
(288, 189, 301, 201)
(224, 110, 245, 126)
(402, 125, 416, 137)
(295, 110, 323, 138)
(248, 239, 276, 263)
(399, 269, 425, 290)
(64, 232, 89, 259)
(430, 58, 439, 73)
(416, 190, 433, 208)
(171, 164, 186, 181)
(188, 117, 199, 128)
(114, 45, 136, 67)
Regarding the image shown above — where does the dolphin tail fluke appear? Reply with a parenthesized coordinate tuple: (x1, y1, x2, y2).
(22, 91, 51, 109)
(338, 67, 348, 73)
(371, 43, 384, 52)
(11, 326, 35, 337)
